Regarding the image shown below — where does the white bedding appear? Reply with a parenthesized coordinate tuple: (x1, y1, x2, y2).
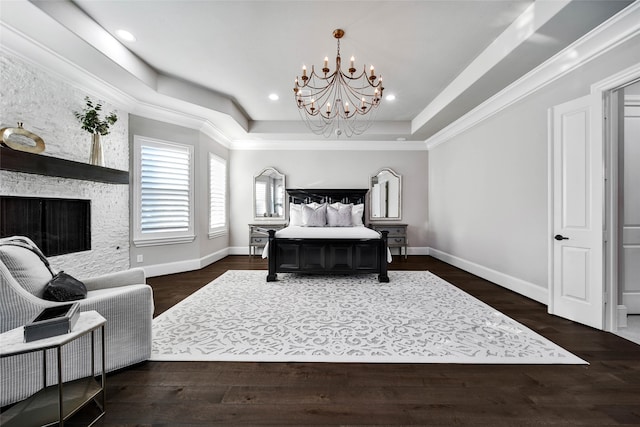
(275, 225, 381, 239)
(261, 225, 392, 262)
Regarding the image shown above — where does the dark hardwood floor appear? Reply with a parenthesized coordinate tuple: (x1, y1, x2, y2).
(76, 255, 639, 426)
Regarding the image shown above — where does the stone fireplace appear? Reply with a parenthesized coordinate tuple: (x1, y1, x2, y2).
(0, 51, 130, 278)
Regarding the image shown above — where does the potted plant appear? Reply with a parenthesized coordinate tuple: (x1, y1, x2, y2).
(74, 96, 118, 166)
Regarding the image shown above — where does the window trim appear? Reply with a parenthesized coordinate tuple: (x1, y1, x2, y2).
(208, 152, 228, 239)
(133, 135, 195, 247)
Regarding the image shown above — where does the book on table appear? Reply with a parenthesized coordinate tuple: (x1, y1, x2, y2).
(24, 303, 80, 342)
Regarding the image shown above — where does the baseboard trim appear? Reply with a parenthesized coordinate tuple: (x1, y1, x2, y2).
(144, 247, 229, 277)
(407, 247, 430, 256)
(618, 305, 628, 327)
(229, 246, 253, 256)
(428, 248, 548, 304)
(622, 292, 640, 314)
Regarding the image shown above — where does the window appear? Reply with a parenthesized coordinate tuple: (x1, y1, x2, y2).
(254, 180, 267, 217)
(209, 153, 227, 238)
(133, 136, 194, 246)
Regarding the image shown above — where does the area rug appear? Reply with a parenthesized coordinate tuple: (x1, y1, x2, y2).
(151, 270, 586, 364)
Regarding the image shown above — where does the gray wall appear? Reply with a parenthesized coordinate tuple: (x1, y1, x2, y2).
(229, 149, 429, 253)
(428, 33, 640, 301)
(129, 115, 230, 273)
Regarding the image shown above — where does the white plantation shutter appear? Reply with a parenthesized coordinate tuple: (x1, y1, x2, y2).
(133, 136, 195, 246)
(209, 153, 227, 237)
(255, 181, 267, 217)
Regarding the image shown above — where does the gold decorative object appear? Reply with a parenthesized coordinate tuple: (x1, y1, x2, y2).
(0, 122, 45, 153)
(294, 29, 384, 138)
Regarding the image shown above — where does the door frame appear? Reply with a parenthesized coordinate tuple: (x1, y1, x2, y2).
(549, 62, 640, 332)
(601, 66, 640, 333)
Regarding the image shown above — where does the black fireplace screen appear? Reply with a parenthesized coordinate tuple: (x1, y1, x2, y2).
(0, 196, 91, 256)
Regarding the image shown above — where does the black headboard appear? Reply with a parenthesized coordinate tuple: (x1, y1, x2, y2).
(286, 188, 368, 205)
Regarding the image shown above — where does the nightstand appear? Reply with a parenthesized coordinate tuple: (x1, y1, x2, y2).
(249, 223, 286, 256)
(370, 223, 408, 259)
(0, 311, 106, 427)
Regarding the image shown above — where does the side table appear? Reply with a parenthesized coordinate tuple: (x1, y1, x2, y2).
(0, 311, 106, 427)
(249, 223, 286, 256)
(370, 223, 408, 259)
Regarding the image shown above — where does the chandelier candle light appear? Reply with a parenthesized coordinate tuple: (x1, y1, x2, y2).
(294, 29, 384, 138)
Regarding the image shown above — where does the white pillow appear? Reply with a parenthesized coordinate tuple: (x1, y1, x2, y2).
(289, 204, 303, 226)
(302, 203, 327, 227)
(327, 203, 353, 227)
(330, 202, 364, 226)
(352, 203, 364, 226)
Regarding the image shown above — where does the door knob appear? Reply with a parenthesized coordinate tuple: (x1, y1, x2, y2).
(554, 234, 569, 241)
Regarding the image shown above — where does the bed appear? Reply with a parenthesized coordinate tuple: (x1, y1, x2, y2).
(263, 189, 390, 282)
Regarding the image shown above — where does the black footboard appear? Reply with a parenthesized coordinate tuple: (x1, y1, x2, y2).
(267, 230, 389, 282)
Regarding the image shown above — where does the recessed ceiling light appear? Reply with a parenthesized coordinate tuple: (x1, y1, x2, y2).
(396, 137, 406, 141)
(268, 93, 279, 101)
(386, 94, 396, 101)
(116, 29, 136, 42)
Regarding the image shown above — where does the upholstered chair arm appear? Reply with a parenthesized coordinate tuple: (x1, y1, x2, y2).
(74, 283, 154, 370)
(0, 262, 58, 332)
(81, 267, 146, 291)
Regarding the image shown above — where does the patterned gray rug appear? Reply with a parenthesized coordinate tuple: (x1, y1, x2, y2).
(151, 270, 586, 364)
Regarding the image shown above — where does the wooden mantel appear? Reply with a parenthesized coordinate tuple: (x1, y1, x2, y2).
(0, 146, 129, 184)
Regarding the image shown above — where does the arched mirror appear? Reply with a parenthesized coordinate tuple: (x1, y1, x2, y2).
(369, 168, 402, 221)
(253, 167, 285, 221)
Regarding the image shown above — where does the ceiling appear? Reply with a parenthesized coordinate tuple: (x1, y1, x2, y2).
(0, 0, 634, 143)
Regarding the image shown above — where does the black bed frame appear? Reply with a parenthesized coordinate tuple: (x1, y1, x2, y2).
(266, 189, 389, 282)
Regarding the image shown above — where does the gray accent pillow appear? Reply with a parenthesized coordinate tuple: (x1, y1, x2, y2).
(302, 203, 327, 227)
(331, 202, 364, 226)
(0, 245, 53, 297)
(327, 203, 353, 227)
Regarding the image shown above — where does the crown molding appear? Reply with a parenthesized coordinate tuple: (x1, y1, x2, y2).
(229, 139, 427, 151)
(201, 121, 232, 149)
(425, 2, 640, 151)
(413, 0, 571, 135)
(1, 21, 237, 148)
(0, 22, 137, 111)
(2, 20, 413, 151)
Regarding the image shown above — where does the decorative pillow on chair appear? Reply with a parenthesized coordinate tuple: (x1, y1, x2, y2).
(42, 271, 87, 302)
(327, 203, 353, 227)
(0, 244, 53, 297)
(302, 203, 327, 227)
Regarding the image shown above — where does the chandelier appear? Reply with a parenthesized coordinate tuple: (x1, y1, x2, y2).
(293, 29, 384, 138)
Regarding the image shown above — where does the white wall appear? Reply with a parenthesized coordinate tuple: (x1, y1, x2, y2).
(0, 51, 130, 278)
(428, 33, 640, 303)
(229, 149, 429, 253)
(128, 115, 230, 275)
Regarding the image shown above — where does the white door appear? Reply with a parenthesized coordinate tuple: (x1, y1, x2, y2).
(549, 95, 604, 329)
(622, 101, 640, 313)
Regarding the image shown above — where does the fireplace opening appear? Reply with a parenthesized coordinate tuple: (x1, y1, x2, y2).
(0, 196, 91, 256)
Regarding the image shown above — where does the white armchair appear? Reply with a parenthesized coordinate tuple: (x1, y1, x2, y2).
(0, 236, 154, 406)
